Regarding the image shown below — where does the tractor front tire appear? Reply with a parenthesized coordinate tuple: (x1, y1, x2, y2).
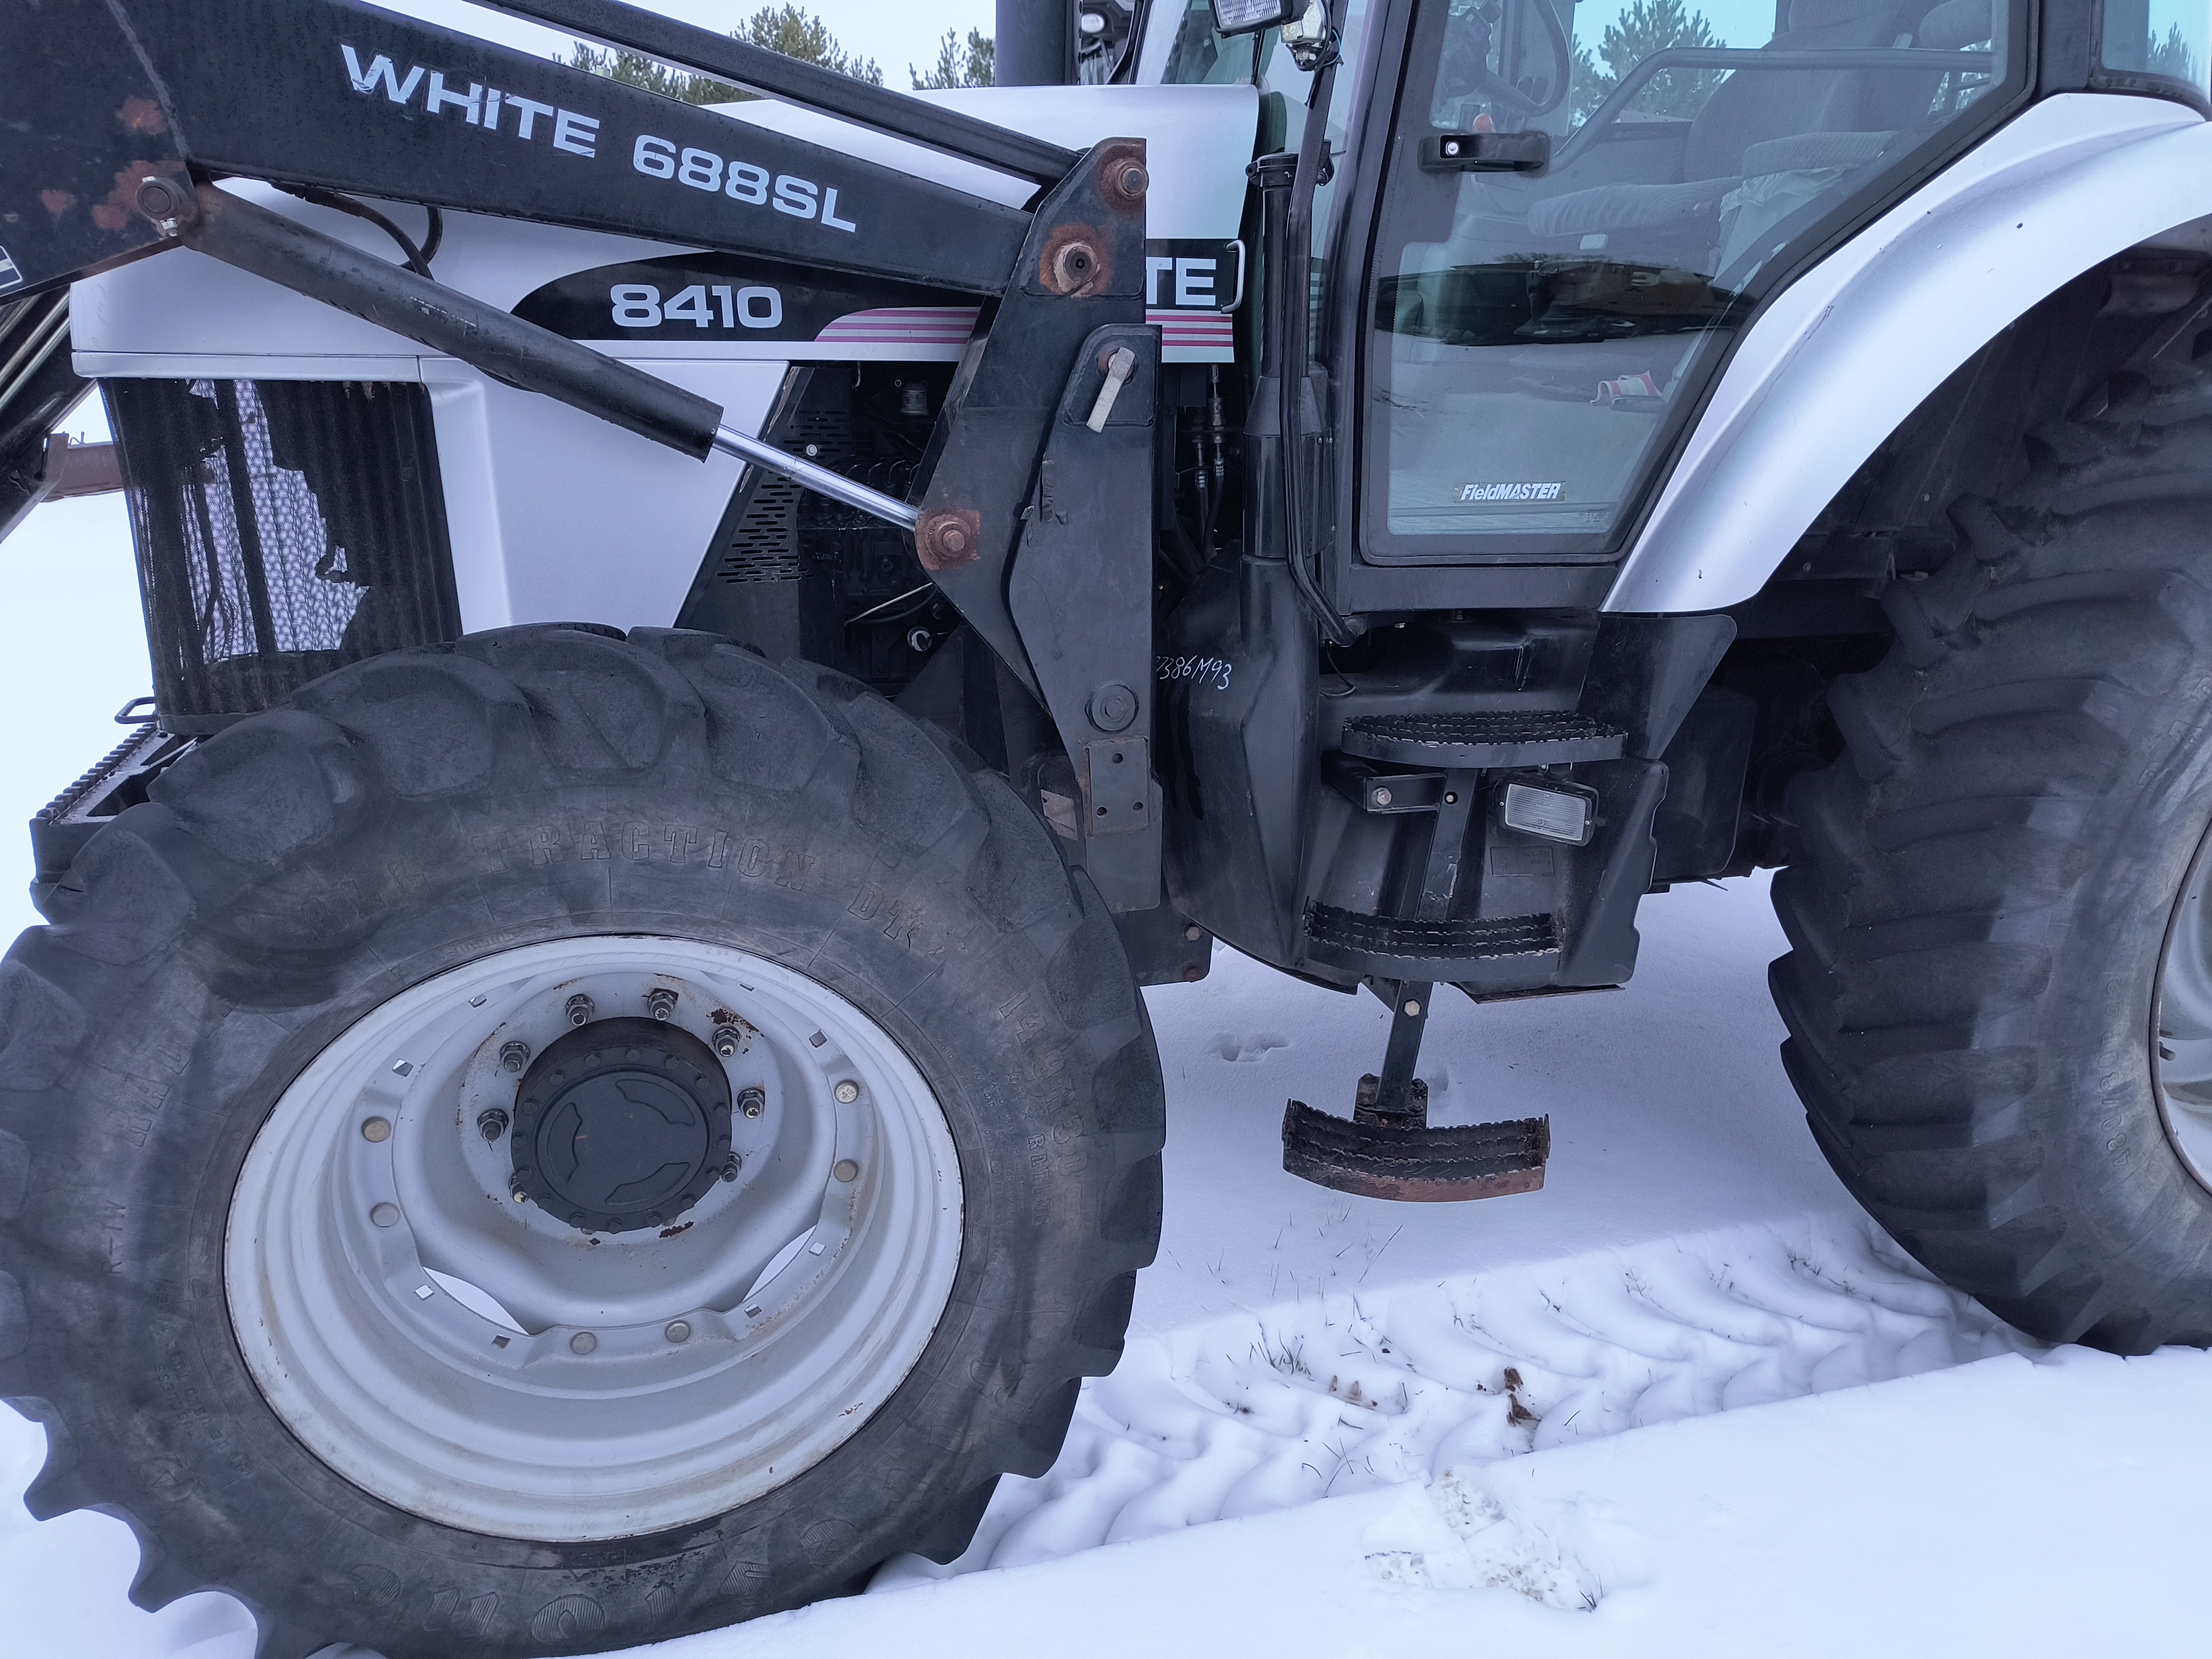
(0, 626, 1163, 1657)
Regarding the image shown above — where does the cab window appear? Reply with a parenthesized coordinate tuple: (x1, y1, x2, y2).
(1364, 0, 2015, 558)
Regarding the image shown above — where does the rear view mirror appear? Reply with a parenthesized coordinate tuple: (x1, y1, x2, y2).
(1209, 0, 1303, 38)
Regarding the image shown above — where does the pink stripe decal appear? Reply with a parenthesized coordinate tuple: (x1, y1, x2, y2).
(815, 306, 981, 344)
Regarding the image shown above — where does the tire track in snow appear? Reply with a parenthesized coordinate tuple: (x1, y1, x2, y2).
(875, 1213, 2035, 1588)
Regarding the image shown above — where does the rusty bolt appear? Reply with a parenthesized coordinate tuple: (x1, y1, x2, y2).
(645, 987, 678, 1022)
(1098, 141, 1149, 210)
(738, 1086, 766, 1120)
(712, 1020, 753, 1058)
(477, 1108, 510, 1143)
(916, 508, 981, 572)
(499, 1040, 530, 1074)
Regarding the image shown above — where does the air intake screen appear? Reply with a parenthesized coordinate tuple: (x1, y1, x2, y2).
(106, 378, 460, 731)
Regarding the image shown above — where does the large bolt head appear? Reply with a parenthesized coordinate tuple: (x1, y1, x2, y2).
(1089, 682, 1139, 733)
(134, 175, 190, 223)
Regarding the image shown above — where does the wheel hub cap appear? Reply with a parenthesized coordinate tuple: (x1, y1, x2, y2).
(511, 1018, 731, 1233)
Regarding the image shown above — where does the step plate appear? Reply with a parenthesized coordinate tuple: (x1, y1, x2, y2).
(1340, 711, 1624, 769)
(1282, 1100, 1549, 1203)
(1306, 904, 1559, 963)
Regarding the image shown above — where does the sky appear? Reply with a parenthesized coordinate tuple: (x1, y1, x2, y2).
(385, 0, 999, 92)
(381, 0, 1791, 96)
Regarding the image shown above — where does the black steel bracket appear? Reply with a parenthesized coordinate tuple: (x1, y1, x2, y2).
(1007, 323, 1164, 911)
(907, 142, 1162, 910)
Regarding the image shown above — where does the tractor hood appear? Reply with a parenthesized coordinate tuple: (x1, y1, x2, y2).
(712, 83, 1260, 242)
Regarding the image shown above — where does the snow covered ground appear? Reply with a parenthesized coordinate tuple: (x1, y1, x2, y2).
(5, 479, 2210, 1657)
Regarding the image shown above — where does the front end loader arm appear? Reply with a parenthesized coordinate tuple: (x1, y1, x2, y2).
(1, 0, 1164, 908)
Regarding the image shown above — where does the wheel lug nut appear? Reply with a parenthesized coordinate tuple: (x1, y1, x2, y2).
(645, 988, 678, 1022)
(834, 1080, 860, 1104)
(477, 1108, 510, 1142)
(721, 1156, 742, 1182)
(738, 1086, 766, 1120)
(499, 1040, 531, 1074)
(511, 1187, 528, 1204)
(565, 993, 595, 1027)
(666, 1320, 692, 1344)
(712, 1019, 753, 1057)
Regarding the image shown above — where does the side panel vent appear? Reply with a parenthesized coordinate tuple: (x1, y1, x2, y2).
(106, 378, 461, 732)
(717, 474, 803, 584)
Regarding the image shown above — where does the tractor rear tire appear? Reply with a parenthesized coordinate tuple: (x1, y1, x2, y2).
(1771, 368, 2212, 1352)
(0, 626, 1163, 1657)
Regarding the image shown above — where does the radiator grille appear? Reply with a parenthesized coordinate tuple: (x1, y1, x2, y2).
(106, 378, 460, 731)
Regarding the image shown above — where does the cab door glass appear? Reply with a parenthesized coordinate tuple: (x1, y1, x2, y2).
(2101, 0, 2211, 97)
(1366, 0, 2008, 556)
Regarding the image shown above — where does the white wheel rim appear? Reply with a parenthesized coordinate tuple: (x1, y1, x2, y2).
(225, 936, 964, 1541)
(2156, 827, 2212, 1194)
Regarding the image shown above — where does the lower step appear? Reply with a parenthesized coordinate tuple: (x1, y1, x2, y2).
(1282, 1101, 1550, 1202)
(1339, 710, 1624, 768)
(1305, 903, 1560, 962)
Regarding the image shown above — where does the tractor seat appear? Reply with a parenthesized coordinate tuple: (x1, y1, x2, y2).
(1526, 0, 1927, 263)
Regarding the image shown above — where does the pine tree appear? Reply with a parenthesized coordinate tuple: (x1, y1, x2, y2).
(1570, 0, 1724, 123)
(570, 5, 883, 106)
(2149, 21, 2202, 87)
(913, 28, 996, 90)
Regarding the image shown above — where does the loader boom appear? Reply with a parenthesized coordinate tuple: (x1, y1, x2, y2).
(0, 0, 1163, 906)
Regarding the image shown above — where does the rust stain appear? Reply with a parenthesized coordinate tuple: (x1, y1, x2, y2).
(39, 190, 76, 217)
(117, 97, 168, 135)
(93, 158, 185, 232)
(1038, 222, 1110, 298)
(658, 1220, 694, 1239)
